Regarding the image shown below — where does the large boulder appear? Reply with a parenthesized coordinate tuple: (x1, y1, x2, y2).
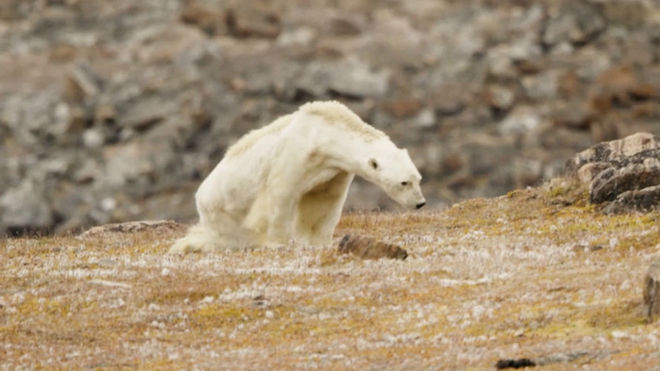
(567, 132, 660, 212)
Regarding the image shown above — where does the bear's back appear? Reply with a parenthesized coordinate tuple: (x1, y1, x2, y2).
(225, 113, 295, 159)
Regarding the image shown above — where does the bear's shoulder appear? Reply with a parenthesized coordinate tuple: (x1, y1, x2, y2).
(299, 101, 386, 141)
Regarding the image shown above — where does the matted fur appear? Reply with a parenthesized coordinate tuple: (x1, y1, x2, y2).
(225, 113, 295, 158)
(300, 101, 386, 142)
(227, 101, 384, 160)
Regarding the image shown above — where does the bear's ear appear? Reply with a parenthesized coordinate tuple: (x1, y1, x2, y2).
(368, 158, 379, 170)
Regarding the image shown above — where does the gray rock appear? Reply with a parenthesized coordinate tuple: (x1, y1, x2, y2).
(543, 2, 605, 46)
(604, 185, 660, 214)
(591, 161, 660, 204)
(522, 70, 562, 100)
(0, 178, 52, 234)
(567, 132, 660, 175)
(498, 106, 542, 135)
(118, 96, 169, 130)
(82, 128, 105, 148)
(566, 132, 660, 212)
(297, 60, 390, 98)
(65, 63, 101, 102)
(644, 258, 660, 322)
(485, 85, 515, 111)
(577, 162, 612, 184)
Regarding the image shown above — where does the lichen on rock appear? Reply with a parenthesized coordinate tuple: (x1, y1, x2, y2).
(566, 132, 660, 213)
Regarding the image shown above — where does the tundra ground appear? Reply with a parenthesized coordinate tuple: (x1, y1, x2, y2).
(2, 185, 660, 370)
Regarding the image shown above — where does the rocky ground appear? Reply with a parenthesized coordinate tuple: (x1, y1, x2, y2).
(3, 0, 660, 235)
(2, 183, 660, 370)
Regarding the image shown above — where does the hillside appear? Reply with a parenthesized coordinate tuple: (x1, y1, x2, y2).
(2, 184, 659, 370)
(4, 0, 660, 234)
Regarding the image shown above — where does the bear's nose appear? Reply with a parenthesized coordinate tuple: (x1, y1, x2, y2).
(416, 202, 426, 209)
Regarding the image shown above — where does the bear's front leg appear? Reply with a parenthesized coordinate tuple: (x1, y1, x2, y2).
(262, 166, 302, 247)
(264, 190, 297, 246)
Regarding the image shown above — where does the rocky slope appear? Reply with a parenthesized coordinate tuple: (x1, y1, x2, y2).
(3, 0, 660, 234)
(2, 185, 660, 370)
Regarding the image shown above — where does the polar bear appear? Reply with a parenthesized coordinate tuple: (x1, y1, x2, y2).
(170, 101, 425, 253)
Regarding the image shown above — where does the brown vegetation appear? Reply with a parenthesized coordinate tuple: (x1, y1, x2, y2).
(2, 184, 660, 370)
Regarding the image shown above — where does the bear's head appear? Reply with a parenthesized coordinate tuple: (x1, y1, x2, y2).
(365, 147, 426, 210)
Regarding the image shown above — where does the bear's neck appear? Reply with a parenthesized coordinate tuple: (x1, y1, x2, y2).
(319, 135, 384, 180)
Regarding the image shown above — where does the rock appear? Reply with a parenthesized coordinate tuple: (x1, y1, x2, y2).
(603, 185, 660, 214)
(484, 85, 515, 112)
(119, 97, 169, 131)
(590, 161, 660, 204)
(522, 70, 562, 100)
(601, 0, 649, 28)
(65, 63, 102, 102)
(567, 132, 660, 212)
(566, 132, 660, 175)
(226, 6, 281, 39)
(495, 358, 535, 369)
(82, 128, 105, 148)
(0, 178, 53, 235)
(179, 3, 226, 37)
(337, 234, 408, 260)
(550, 100, 590, 129)
(576, 162, 611, 184)
(79, 220, 186, 238)
(498, 106, 542, 135)
(326, 16, 362, 37)
(543, 2, 605, 46)
(643, 258, 660, 322)
(297, 60, 390, 98)
(383, 99, 423, 118)
(327, 60, 391, 98)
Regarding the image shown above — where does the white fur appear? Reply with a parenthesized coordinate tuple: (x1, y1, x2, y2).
(169, 101, 425, 253)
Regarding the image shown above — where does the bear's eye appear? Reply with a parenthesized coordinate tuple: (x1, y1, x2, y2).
(401, 181, 410, 186)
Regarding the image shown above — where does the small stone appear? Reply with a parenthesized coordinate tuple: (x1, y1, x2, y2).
(412, 109, 436, 129)
(120, 98, 169, 131)
(543, 2, 604, 46)
(179, 3, 226, 36)
(82, 128, 105, 148)
(498, 106, 541, 135)
(95, 104, 116, 124)
(485, 85, 515, 111)
(64, 63, 101, 102)
(495, 358, 535, 369)
(337, 234, 408, 260)
(643, 259, 660, 322)
(522, 70, 561, 100)
(383, 99, 423, 118)
(226, 7, 281, 39)
(327, 61, 390, 98)
(327, 17, 362, 37)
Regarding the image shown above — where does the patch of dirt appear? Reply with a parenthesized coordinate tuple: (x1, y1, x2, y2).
(2, 187, 660, 370)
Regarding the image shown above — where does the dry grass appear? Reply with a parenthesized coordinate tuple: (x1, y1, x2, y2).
(2, 185, 660, 370)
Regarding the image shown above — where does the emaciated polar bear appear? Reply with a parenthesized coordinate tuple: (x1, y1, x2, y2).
(170, 101, 425, 253)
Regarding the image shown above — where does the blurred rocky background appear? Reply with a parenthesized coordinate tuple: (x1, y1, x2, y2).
(2, 0, 660, 235)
